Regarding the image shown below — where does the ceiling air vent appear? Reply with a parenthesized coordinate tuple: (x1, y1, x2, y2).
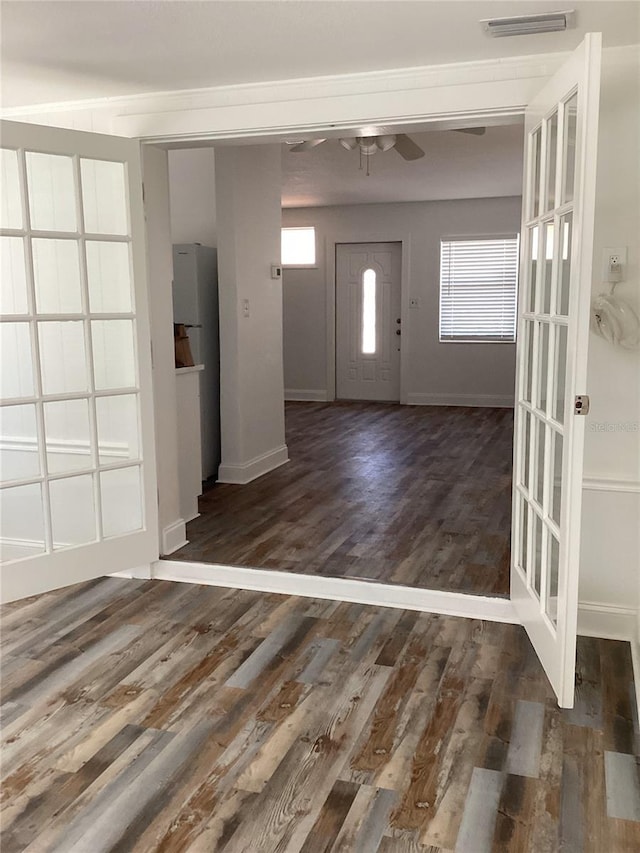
(481, 10, 576, 37)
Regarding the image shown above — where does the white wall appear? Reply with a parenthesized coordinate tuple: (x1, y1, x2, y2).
(167, 148, 217, 247)
(282, 197, 522, 405)
(142, 146, 186, 554)
(215, 144, 288, 484)
(579, 45, 640, 629)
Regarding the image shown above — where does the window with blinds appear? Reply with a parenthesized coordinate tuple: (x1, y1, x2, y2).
(439, 235, 519, 342)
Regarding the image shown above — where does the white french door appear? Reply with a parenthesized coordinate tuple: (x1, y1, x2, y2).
(511, 34, 601, 707)
(0, 120, 158, 602)
(336, 242, 401, 401)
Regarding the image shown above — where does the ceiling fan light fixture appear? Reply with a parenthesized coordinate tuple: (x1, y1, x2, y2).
(481, 9, 576, 37)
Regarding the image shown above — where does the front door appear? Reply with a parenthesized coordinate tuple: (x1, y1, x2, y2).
(0, 120, 158, 602)
(511, 34, 602, 708)
(335, 242, 401, 401)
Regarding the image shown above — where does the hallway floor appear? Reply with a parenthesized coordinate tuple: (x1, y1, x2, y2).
(173, 402, 513, 595)
(1, 578, 638, 852)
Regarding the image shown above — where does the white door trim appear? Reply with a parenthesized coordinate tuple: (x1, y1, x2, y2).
(154, 559, 518, 623)
(326, 232, 411, 403)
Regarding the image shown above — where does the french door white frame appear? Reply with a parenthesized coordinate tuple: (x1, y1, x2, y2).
(0, 121, 158, 601)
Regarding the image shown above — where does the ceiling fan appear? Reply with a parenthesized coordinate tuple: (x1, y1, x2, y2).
(288, 127, 486, 173)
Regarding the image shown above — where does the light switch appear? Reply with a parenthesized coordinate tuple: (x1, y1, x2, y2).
(242, 298, 250, 318)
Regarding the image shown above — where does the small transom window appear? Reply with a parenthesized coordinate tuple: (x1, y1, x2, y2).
(281, 227, 316, 266)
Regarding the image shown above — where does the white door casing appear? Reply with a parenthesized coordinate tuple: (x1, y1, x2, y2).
(511, 34, 601, 708)
(336, 242, 401, 402)
(0, 120, 158, 602)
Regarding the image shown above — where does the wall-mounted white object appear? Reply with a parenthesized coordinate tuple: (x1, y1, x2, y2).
(591, 291, 640, 350)
(602, 246, 627, 283)
(271, 263, 282, 280)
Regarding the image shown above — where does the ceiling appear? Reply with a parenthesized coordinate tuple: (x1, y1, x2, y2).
(2, 1, 639, 109)
(281, 123, 525, 207)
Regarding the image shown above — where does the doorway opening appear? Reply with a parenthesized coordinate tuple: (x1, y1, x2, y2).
(168, 117, 524, 598)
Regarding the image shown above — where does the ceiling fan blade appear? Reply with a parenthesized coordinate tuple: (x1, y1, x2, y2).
(393, 134, 425, 161)
(454, 127, 487, 136)
(289, 139, 327, 152)
(339, 138, 358, 151)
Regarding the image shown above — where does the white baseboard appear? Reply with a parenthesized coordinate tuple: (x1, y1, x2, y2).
(285, 389, 328, 402)
(217, 444, 289, 485)
(110, 564, 153, 580)
(577, 600, 638, 641)
(407, 393, 514, 408)
(161, 519, 188, 555)
(154, 560, 518, 623)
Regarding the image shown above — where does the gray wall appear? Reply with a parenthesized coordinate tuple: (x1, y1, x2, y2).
(282, 196, 522, 404)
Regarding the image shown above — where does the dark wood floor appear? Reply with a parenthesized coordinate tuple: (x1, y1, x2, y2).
(1, 577, 639, 851)
(174, 403, 513, 596)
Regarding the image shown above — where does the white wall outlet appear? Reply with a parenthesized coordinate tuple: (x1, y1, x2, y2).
(409, 297, 421, 309)
(242, 298, 250, 318)
(602, 247, 627, 282)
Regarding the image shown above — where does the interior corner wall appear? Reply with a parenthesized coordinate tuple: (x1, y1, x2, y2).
(214, 144, 287, 484)
(579, 44, 640, 631)
(141, 145, 186, 554)
(168, 148, 217, 247)
(282, 196, 522, 405)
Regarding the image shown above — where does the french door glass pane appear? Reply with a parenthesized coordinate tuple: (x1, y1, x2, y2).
(80, 159, 128, 236)
(50, 474, 96, 547)
(0, 404, 40, 481)
(546, 533, 560, 624)
(1, 148, 22, 229)
(553, 325, 568, 423)
(91, 320, 136, 390)
(44, 398, 93, 474)
(520, 499, 529, 576)
(520, 409, 531, 491)
(536, 322, 550, 413)
(533, 513, 543, 596)
(96, 394, 140, 464)
(101, 466, 142, 537)
(0, 482, 45, 559)
(562, 93, 578, 204)
(1, 323, 34, 399)
(527, 226, 539, 313)
(531, 128, 542, 219)
(524, 321, 535, 403)
(542, 222, 554, 314)
(86, 241, 133, 313)
(38, 321, 89, 395)
(545, 112, 558, 212)
(557, 213, 573, 316)
(1, 237, 28, 314)
(32, 239, 83, 314)
(534, 418, 546, 506)
(551, 430, 563, 525)
(26, 152, 77, 232)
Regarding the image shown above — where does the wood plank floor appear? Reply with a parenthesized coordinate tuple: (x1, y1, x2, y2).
(2, 577, 639, 852)
(173, 403, 513, 596)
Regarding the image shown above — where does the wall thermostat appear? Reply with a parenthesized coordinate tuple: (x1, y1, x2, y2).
(271, 264, 282, 280)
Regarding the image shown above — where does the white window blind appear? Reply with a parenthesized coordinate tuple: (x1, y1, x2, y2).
(439, 236, 519, 342)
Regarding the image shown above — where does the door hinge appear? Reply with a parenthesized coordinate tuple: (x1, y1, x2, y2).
(574, 395, 590, 415)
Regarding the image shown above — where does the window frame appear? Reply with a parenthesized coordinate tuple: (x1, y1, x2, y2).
(281, 226, 317, 268)
(438, 232, 520, 344)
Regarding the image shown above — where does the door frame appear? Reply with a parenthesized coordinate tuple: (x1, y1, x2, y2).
(123, 51, 588, 629)
(328, 235, 410, 402)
